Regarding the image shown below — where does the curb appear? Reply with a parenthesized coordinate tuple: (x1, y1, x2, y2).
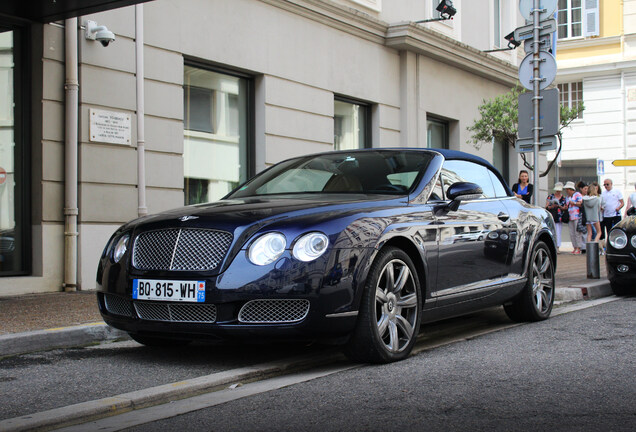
(555, 280, 613, 303)
(0, 323, 128, 358)
(0, 351, 345, 432)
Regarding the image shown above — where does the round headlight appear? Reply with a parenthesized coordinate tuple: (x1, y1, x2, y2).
(113, 234, 130, 263)
(631, 235, 636, 249)
(609, 229, 628, 249)
(248, 233, 286, 266)
(293, 232, 329, 262)
(487, 232, 499, 240)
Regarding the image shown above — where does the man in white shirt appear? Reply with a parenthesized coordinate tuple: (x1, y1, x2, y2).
(601, 178, 624, 241)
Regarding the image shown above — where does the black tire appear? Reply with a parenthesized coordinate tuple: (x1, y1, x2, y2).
(129, 333, 192, 347)
(504, 241, 555, 322)
(344, 247, 422, 364)
(610, 281, 632, 296)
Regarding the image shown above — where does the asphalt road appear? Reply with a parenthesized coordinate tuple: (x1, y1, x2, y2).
(2, 297, 634, 431)
(120, 297, 636, 432)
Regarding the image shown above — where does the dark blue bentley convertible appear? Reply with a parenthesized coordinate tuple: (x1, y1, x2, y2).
(96, 149, 557, 363)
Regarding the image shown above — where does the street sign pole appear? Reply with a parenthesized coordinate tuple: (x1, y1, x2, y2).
(532, 0, 541, 205)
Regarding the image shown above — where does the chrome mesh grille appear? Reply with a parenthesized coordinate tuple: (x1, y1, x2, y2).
(238, 299, 310, 324)
(134, 302, 217, 323)
(104, 294, 133, 317)
(132, 228, 232, 271)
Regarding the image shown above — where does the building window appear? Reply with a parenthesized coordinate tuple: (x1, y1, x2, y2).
(427, 117, 449, 149)
(334, 98, 369, 150)
(557, 0, 582, 39)
(0, 25, 29, 276)
(493, 0, 502, 47)
(558, 82, 583, 119)
(183, 65, 251, 204)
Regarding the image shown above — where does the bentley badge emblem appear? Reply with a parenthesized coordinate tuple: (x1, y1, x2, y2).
(178, 215, 199, 222)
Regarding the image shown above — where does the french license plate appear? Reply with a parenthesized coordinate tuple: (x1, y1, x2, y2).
(133, 279, 205, 302)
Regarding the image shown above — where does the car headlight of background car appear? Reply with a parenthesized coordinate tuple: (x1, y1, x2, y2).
(112, 234, 130, 263)
(609, 229, 628, 249)
(248, 231, 329, 265)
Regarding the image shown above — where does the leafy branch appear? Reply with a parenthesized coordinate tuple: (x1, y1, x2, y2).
(467, 85, 585, 177)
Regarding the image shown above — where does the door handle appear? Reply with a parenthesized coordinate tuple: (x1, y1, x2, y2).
(498, 212, 510, 222)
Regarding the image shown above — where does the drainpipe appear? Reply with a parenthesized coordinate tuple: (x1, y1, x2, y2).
(64, 18, 79, 292)
(621, 71, 627, 186)
(136, 4, 148, 217)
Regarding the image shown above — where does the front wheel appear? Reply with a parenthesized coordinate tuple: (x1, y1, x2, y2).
(610, 281, 632, 296)
(504, 241, 555, 322)
(345, 247, 422, 364)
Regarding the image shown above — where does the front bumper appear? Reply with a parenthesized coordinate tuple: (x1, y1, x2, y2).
(96, 248, 370, 341)
(606, 252, 636, 285)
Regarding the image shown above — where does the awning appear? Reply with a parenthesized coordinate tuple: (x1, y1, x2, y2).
(1, 0, 151, 23)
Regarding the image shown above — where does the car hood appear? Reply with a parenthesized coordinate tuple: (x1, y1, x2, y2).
(614, 215, 636, 232)
(123, 194, 404, 235)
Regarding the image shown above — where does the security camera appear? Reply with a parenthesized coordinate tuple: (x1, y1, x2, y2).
(85, 20, 115, 47)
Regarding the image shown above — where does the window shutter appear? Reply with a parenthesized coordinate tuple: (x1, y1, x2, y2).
(584, 0, 600, 37)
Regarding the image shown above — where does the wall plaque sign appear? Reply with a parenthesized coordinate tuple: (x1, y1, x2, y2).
(89, 108, 131, 145)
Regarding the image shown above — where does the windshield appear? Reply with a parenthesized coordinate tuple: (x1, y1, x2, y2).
(227, 150, 433, 198)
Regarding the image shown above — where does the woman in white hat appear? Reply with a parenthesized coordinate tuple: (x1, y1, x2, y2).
(546, 182, 567, 253)
(564, 181, 584, 254)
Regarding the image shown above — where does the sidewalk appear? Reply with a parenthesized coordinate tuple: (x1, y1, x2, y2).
(0, 249, 612, 357)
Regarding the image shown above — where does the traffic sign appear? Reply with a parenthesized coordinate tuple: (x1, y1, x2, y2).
(597, 160, 605, 176)
(519, 0, 557, 21)
(515, 135, 557, 153)
(513, 18, 557, 41)
(612, 159, 636, 167)
(518, 51, 557, 91)
(523, 34, 551, 54)
(518, 88, 560, 139)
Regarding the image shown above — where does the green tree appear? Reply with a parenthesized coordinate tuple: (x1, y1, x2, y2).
(467, 85, 585, 177)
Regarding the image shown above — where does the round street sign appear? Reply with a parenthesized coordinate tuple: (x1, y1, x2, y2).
(0, 167, 6, 185)
(518, 51, 557, 91)
(519, 0, 558, 22)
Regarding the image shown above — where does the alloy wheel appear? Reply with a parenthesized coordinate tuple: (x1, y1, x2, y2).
(531, 247, 554, 314)
(374, 259, 418, 353)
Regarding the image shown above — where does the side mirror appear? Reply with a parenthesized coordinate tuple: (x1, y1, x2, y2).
(435, 182, 483, 215)
(447, 182, 483, 201)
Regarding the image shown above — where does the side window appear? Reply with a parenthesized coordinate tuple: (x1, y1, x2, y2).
(441, 160, 497, 198)
(487, 169, 509, 198)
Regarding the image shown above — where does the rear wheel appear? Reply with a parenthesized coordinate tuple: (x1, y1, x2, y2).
(345, 247, 422, 364)
(129, 333, 192, 347)
(504, 241, 555, 322)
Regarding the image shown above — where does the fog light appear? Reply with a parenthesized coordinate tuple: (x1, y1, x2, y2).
(617, 265, 629, 273)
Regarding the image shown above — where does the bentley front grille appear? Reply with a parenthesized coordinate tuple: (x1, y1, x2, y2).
(132, 228, 233, 271)
(104, 294, 134, 317)
(134, 302, 217, 323)
(238, 299, 310, 324)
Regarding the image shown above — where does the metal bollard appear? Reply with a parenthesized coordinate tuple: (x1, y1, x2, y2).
(586, 241, 600, 279)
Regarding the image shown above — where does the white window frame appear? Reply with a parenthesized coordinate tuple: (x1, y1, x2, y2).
(558, 0, 599, 40)
(493, 0, 502, 48)
(557, 82, 584, 119)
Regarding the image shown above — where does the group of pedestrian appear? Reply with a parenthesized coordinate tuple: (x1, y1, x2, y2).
(545, 178, 626, 255)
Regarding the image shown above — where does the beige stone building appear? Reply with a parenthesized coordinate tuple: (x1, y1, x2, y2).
(0, 0, 525, 296)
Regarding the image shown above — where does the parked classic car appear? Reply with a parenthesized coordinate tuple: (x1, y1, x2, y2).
(96, 148, 557, 363)
(606, 215, 636, 295)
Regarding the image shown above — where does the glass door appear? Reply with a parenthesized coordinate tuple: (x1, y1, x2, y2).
(0, 27, 27, 275)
